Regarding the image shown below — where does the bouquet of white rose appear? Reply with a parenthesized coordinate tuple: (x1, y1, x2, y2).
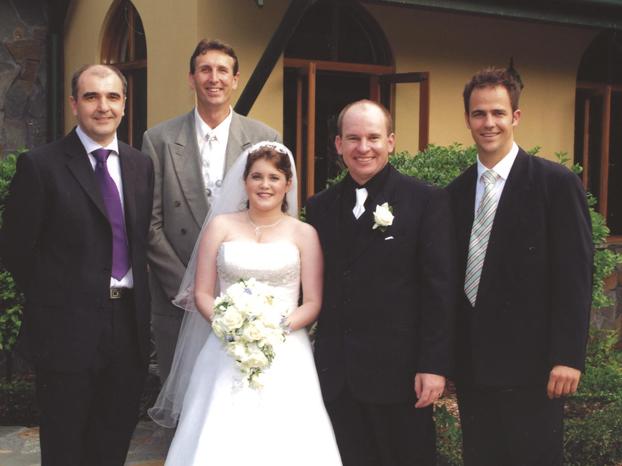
(211, 278, 289, 389)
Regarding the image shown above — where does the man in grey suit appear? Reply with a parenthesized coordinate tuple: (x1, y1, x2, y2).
(142, 39, 280, 381)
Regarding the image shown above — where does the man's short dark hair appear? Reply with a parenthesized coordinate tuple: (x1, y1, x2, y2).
(463, 67, 523, 113)
(71, 64, 127, 99)
(189, 39, 239, 75)
(336, 99, 393, 136)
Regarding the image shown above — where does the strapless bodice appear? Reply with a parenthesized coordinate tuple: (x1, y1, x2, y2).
(217, 241, 301, 310)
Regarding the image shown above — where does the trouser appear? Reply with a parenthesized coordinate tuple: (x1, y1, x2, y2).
(457, 385, 564, 466)
(325, 386, 436, 466)
(37, 295, 147, 466)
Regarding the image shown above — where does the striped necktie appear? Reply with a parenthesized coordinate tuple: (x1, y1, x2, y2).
(464, 169, 499, 306)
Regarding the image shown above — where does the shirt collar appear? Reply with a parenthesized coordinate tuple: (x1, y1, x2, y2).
(476, 142, 518, 181)
(194, 106, 233, 142)
(75, 125, 119, 155)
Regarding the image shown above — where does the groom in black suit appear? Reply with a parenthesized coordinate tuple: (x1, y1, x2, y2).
(447, 68, 593, 466)
(307, 100, 455, 466)
(1, 65, 154, 465)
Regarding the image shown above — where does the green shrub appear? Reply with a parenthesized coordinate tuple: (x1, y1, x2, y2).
(435, 403, 463, 466)
(564, 399, 622, 466)
(572, 329, 622, 404)
(0, 151, 24, 354)
(0, 378, 38, 426)
(390, 143, 476, 187)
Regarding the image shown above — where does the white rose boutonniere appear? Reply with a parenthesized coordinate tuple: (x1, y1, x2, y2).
(372, 202, 394, 232)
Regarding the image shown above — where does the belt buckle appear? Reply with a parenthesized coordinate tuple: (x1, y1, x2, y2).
(110, 288, 123, 299)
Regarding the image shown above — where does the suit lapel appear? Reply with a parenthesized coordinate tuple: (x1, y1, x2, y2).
(170, 111, 208, 227)
(315, 183, 343, 269)
(119, 145, 137, 240)
(477, 150, 532, 297)
(347, 168, 394, 265)
(455, 165, 477, 270)
(64, 130, 108, 220)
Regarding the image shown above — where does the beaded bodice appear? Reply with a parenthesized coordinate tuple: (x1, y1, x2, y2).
(217, 241, 301, 310)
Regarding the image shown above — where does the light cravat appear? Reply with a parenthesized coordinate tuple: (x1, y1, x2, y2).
(92, 148, 130, 280)
(201, 133, 220, 196)
(352, 187, 368, 219)
(464, 170, 499, 306)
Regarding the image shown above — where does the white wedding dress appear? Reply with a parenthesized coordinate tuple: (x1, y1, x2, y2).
(165, 240, 342, 465)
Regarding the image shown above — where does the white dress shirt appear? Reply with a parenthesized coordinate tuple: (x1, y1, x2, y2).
(473, 142, 519, 216)
(76, 125, 133, 288)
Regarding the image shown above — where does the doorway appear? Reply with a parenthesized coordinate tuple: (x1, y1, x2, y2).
(283, 0, 394, 200)
(574, 30, 622, 237)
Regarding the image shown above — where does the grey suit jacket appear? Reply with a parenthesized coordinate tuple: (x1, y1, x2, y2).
(142, 110, 280, 301)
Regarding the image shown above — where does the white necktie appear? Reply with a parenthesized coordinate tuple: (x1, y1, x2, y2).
(464, 170, 499, 306)
(201, 134, 218, 196)
(353, 188, 368, 219)
(207, 133, 217, 150)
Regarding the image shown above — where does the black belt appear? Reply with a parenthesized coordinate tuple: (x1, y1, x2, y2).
(109, 287, 133, 300)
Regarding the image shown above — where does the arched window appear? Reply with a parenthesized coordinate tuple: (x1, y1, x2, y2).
(574, 31, 622, 237)
(101, 0, 147, 149)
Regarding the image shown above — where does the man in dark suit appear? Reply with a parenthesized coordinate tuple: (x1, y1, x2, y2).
(306, 100, 455, 466)
(447, 68, 593, 466)
(0, 64, 154, 466)
(141, 39, 279, 381)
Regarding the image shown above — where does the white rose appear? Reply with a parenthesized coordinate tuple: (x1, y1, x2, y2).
(372, 202, 394, 229)
(229, 341, 248, 361)
(245, 345, 269, 369)
(220, 307, 245, 331)
(242, 320, 266, 342)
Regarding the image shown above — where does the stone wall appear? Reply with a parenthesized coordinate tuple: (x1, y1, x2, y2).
(591, 244, 622, 336)
(0, 0, 48, 154)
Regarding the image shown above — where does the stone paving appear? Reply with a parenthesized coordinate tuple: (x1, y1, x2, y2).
(0, 421, 169, 466)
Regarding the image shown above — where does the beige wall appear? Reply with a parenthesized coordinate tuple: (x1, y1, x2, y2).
(195, 0, 288, 133)
(368, 4, 597, 158)
(64, 1, 599, 161)
(63, 0, 288, 134)
(134, 0, 199, 125)
(63, 0, 114, 128)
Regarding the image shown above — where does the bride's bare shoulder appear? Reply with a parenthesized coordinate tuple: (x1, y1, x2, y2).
(287, 217, 319, 245)
(208, 211, 247, 235)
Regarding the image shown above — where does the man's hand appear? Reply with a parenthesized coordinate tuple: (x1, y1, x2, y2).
(547, 365, 581, 399)
(414, 373, 445, 408)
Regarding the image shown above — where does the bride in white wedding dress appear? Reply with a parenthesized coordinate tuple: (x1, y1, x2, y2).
(149, 141, 342, 466)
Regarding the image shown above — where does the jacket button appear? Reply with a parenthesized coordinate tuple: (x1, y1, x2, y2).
(181, 228, 187, 235)
(174, 201, 181, 207)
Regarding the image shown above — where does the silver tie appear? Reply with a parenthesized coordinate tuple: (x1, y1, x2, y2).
(201, 133, 218, 196)
(352, 188, 368, 219)
(464, 170, 499, 306)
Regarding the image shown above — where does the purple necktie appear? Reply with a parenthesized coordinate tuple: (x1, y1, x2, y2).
(92, 148, 130, 280)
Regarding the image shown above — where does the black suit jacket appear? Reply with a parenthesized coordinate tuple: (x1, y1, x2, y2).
(447, 148, 593, 388)
(307, 164, 455, 404)
(0, 129, 154, 372)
